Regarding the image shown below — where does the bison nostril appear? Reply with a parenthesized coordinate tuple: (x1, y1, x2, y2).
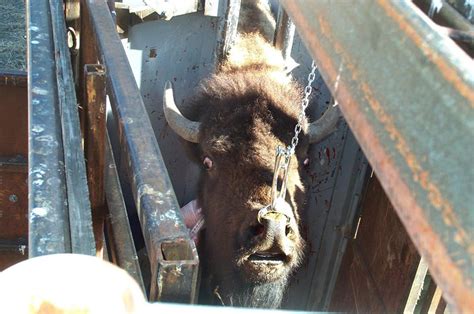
(250, 224, 265, 237)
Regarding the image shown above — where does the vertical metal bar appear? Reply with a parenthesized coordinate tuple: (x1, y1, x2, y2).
(215, 0, 241, 65)
(104, 130, 145, 293)
(84, 0, 199, 303)
(273, 5, 296, 61)
(27, 0, 71, 257)
(84, 64, 107, 254)
(49, 0, 95, 255)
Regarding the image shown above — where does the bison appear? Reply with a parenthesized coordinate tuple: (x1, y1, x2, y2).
(163, 0, 341, 308)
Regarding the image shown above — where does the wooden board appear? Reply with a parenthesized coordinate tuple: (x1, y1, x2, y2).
(329, 174, 420, 312)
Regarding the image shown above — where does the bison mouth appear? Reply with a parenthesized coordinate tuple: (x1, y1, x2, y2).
(240, 248, 293, 283)
(247, 251, 287, 264)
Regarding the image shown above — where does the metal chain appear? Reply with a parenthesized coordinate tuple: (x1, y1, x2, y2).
(261, 60, 318, 219)
(286, 60, 318, 156)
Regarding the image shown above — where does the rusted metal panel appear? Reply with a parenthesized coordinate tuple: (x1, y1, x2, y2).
(0, 161, 28, 270)
(280, 1, 474, 311)
(0, 71, 28, 270)
(27, 0, 71, 256)
(84, 0, 199, 302)
(104, 130, 145, 293)
(84, 64, 107, 254)
(0, 71, 28, 157)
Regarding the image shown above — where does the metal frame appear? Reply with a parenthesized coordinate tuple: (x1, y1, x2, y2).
(27, 0, 95, 257)
(104, 130, 146, 293)
(280, 1, 474, 311)
(83, 0, 199, 303)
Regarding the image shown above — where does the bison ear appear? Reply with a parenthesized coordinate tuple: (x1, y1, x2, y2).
(203, 157, 213, 170)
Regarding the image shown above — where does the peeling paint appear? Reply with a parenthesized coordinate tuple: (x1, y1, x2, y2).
(31, 124, 45, 133)
(32, 86, 48, 95)
(31, 207, 48, 218)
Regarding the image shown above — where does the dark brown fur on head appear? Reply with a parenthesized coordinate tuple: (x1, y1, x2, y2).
(185, 66, 308, 308)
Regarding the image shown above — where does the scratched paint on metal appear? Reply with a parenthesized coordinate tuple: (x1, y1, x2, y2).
(27, 0, 71, 256)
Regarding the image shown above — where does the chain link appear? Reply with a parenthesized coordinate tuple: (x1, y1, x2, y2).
(286, 60, 318, 156)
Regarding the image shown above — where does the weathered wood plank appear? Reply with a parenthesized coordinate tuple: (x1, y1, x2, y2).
(83, 64, 107, 255)
(329, 175, 420, 312)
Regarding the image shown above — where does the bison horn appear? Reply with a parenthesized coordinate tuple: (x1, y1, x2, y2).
(163, 81, 201, 143)
(308, 100, 342, 144)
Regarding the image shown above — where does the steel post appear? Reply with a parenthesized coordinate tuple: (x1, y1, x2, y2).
(84, 0, 199, 303)
(104, 130, 145, 293)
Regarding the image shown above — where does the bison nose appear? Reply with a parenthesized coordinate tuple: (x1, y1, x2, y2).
(258, 213, 294, 252)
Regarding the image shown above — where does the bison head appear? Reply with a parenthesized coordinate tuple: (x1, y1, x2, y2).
(163, 67, 340, 308)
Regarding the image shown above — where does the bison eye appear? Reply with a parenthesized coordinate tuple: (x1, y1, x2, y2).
(303, 157, 310, 168)
(203, 157, 213, 170)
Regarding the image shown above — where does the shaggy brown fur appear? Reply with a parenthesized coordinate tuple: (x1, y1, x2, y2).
(180, 0, 308, 309)
(188, 69, 308, 308)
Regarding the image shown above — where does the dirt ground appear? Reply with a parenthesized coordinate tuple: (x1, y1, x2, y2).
(0, 0, 26, 71)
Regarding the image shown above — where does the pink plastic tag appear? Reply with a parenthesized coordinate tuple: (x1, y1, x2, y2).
(180, 199, 205, 245)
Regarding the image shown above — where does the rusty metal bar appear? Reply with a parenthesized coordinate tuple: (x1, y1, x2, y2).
(279, 0, 474, 311)
(274, 4, 295, 61)
(26, 0, 71, 256)
(84, 0, 199, 303)
(49, 0, 95, 256)
(104, 130, 145, 293)
(84, 64, 107, 254)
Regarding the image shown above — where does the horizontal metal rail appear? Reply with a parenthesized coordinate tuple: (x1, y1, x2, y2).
(280, 0, 474, 311)
(84, 0, 199, 303)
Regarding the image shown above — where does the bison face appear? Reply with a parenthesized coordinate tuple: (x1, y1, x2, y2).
(163, 71, 341, 307)
(197, 133, 306, 307)
(200, 150, 305, 277)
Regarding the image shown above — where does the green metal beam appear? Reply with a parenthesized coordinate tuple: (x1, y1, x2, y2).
(280, 0, 474, 311)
